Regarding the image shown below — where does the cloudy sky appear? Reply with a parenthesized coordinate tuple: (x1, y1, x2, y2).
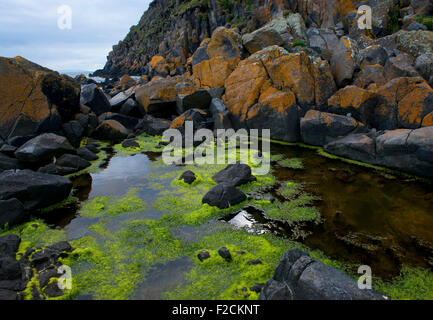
(0, 0, 151, 72)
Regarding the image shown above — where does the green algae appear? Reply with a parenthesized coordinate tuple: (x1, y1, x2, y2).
(277, 158, 304, 170)
(375, 266, 433, 300)
(113, 134, 163, 156)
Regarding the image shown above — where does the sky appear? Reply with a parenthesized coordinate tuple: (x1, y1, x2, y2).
(0, 0, 151, 72)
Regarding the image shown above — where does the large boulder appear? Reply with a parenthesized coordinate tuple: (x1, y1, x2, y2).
(327, 86, 377, 124)
(0, 170, 72, 210)
(0, 57, 80, 141)
(92, 120, 129, 141)
(331, 37, 359, 87)
(259, 249, 384, 300)
(192, 27, 242, 88)
(242, 20, 285, 54)
(212, 163, 257, 187)
(14, 133, 75, 164)
(135, 115, 171, 136)
(176, 89, 212, 114)
(373, 77, 433, 130)
(300, 110, 367, 146)
(135, 76, 196, 117)
(80, 84, 111, 116)
(0, 198, 27, 228)
(202, 183, 247, 209)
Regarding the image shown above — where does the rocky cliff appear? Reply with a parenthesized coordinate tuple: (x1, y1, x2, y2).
(99, 0, 430, 76)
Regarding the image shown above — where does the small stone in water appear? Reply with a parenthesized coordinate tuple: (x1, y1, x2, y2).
(218, 247, 232, 262)
(198, 250, 210, 262)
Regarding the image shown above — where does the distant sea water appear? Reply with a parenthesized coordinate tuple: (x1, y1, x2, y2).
(61, 70, 105, 84)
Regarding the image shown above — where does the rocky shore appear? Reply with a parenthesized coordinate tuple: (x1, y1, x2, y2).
(1, 0, 433, 300)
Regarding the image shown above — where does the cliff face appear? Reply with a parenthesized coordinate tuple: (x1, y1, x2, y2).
(99, 0, 370, 76)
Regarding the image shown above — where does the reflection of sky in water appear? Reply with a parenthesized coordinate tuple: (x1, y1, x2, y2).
(89, 153, 153, 198)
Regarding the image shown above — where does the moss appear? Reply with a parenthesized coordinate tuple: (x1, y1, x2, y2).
(292, 41, 306, 47)
(78, 188, 147, 219)
(113, 134, 163, 156)
(39, 196, 78, 214)
(415, 16, 433, 30)
(277, 158, 304, 169)
(375, 266, 433, 300)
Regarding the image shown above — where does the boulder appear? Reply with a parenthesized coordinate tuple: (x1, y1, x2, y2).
(307, 28, 339, 52)
(300, 110, 367, 146)
(119, 98, 145, 118)
(0, 257, 22, 281)
(55, 154, 91, 171)
(324, 133, 377, 163)
(109, 91, 134, 110)
(356, 45, 389, 68)
(202, 183, 247, 209)
(0, 153, 23, 173)
(98, 112, 139, 130)
(135, 115, 171, 136)
(259, 249, 384, 300)
(373, 77, 433, 130)
(0, 199, 27, 229)
(176, 90, 212, 114)
(80, 84, 111, 116)
(327, 86, 377, 124)
(0, 144, 17, 157)
(212, 163, 257, 187)
(242, 21, 285, 54)
(119, 75, 136, 91)
(135, 76, 196, 117)
(0, 170, 72, 210)
(354, 64, 388, 89)
(38, 164, 78, 176)
(384, 54, 420, 80)
(0, 57, 79, 141)
(331, 37, 359, 87)
(76, 147, 98, 161)
(93, 120, 129, 141)
(148, 55, 170, 78)
(311, 57, 337, 110)
(14, 133, 75, 164)
(192, 27, 242, 88)
(0, 234, 21, 258)
(62, 120, 84, 148)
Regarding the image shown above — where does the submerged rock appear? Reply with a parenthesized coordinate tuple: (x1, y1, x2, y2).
(260, 249, 384, 300)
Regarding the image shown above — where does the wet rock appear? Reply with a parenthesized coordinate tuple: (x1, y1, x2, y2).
(260, 249, 384, 300)
(98, 112, 139, 131)
(0, 169, 73, 210)
(0, 145, 17, 157)
(14, 133, 75, 164)
(55, 154, 91, 171)
(0, 234, 21, 258)
(0, 198, 27, 229)
(176, 89, 212, 114)
(197, 250, 210, 262)
(300, 110, 367, 146)
(77, 147, 98, 161)
(179, 171, 196, 185)
(135, 115, 171, 136)
(212, 163, 257, 187)
(80, 84, 111, 116)
(38, 164, 78, 176)
(93, 120, 129, 141)
(324, 134, 377, 163)
(0, 153, 23, 173)
(121, 139, 140, 149)
(202, 183, 246, 209)
(218, 247, 232, 262)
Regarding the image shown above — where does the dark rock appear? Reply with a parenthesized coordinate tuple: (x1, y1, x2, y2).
(170, 109, 210, 134)
(260, 249, 384, 300)
(197, 250, 211, 262)
(80, 84, 111, 116)
(218, 247, 232, 262)
(14, 133, 75, 164)
(212, 163, 257, 187)
(55, 154, 91, 171)
(415, 54, 433, 85)
(38, 268, 62, 289)
(62, 120, 84, 148)
(135, 115, 171, 136)
(213, 112, 233, 131)
(93, 120, 129, 141)
(98, 112, 139, 130)
(324, 134, 377, 163)
(0, 153, 23, 173)
(300, 110, 368, 147)
(0, 199, 27, 229)
(119, 98, 145, 118)
(202, 183, 247, 209)
(121, 139, 140, 149)
(356, 45, 389, 68)
(0, 234, 21, 258)
(385, 54, 420, 80)
(0, 257, 22, 280)
(109, 91, 134, 110)
(179, 171, 196, 184)
(0, 145, 17, 157)
(38, 164, 78, 176)
(207, 87, 225, 99)
(77, 147, 98, 161)
(209, 98, 228, 116)
(331, 37, 358, 87)
(246, 259, 263, 266)
(0, 289, 20, 300)
(250, 283, 266, 293)
(176, 90, 212, 114)
(0, 170, 73, 210)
